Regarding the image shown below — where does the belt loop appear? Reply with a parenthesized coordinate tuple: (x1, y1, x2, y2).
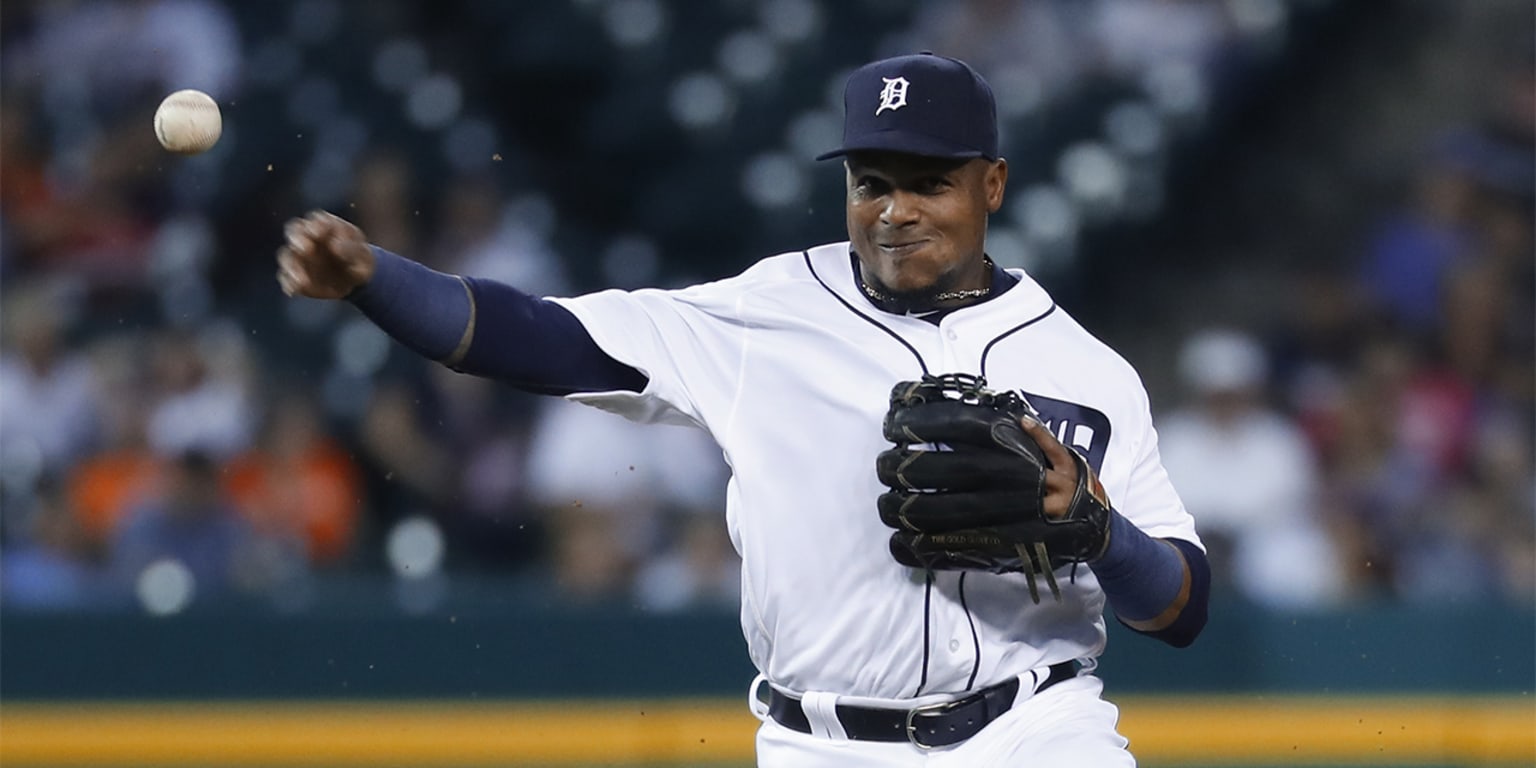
(800, 691, 849, 740)
(748, 674, 771, 722)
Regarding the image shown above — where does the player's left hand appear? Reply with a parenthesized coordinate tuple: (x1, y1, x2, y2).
(1018, 416, 1111, 522)
(875, 374, 1114, 601)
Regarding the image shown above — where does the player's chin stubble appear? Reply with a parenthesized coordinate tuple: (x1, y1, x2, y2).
(860, 256, 966, 310)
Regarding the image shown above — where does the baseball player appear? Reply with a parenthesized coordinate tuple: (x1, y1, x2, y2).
(278, 53, 1209, 766)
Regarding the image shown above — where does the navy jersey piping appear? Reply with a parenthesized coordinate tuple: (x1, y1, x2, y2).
(978, 304, 1057, 379)
(807, 251, 1054, 698)
(959, 572, 982, 690)
(915, 570, 934, 696)
(803, 251, 931, 377)
(805, 249, 941, 697)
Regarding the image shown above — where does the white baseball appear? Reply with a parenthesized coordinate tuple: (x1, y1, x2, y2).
(154, 89, 222, 155)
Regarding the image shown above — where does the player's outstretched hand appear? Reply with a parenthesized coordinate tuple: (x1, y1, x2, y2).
(1019, 417, 1109, 521)
(276, 210, 375, 299)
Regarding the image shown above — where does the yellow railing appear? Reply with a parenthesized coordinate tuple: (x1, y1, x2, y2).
(2, 695, 1531, 766)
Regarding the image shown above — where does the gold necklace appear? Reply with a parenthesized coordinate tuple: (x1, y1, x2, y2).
(859, 257, 995, 305)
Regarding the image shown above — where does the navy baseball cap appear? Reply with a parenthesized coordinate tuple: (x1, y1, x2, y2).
(816, 52, 998, 162)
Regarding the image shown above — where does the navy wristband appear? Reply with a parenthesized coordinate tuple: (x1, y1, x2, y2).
(349, 247, 471, 362)
(1091, 511, 1207, 646)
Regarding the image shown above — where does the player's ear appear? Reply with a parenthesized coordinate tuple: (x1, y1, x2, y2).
(984, 158, 1007, 213)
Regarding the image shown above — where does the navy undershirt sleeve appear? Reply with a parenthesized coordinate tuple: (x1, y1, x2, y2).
(1151, 539, 1211, 647)
(347, 247, 647, 396)
(1091, 511, 1210, 648)
(348, 246, 469, 360)
(458, 277, 648, 395)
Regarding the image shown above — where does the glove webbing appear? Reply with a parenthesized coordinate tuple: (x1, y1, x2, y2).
(1016, 542, 1061, 603)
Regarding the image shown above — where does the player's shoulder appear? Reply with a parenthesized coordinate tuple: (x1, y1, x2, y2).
(675, 242, 845, 296)
(736, 242, 847, 282)
(1015, 278, 1152, 399)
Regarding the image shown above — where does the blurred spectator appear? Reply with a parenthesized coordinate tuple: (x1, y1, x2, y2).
(6, 0, 242, 112)
(224, 390, 364, 567)
(635, 513, 739, 613)
(356, 379, 456, 523)
(0, 279, 99, 490)
(900, 0, 1086, 105)
(429, 173, 569, 296)
(0, 112, 165, 296)
(0, 0, 1523, 617)
(420, 364, 543, 569)
(0, 92, 60, 278)
(65, 336, 163, 550)
(109, 450, 291, 607)
(1, 481, 109, 610)
(2, 0, 240, 296)
(524, 399, 729, 602)
(1159, 328, 1347, 608)
(1441, 184, 1533, 389)
(145, 323, 256, 461)
(410, 175, 576, 568)
(1324, 330, 1521, 603)
(1326, 334, 1423, 596)
(1087, 0, 1233, 78)
(350, 151, 421, 257)
(1357, 132, 1483, 336)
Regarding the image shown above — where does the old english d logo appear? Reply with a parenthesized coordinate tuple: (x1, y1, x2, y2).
(876, 76, 909, 114)
(1017, 392, 1112, 474)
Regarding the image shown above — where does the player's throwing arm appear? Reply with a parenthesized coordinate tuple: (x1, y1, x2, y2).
(277, 211, 375, 300)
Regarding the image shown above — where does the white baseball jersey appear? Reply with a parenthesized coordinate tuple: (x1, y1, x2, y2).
(553, 242, 1201, 705)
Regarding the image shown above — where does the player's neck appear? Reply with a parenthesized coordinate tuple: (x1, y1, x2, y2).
(855, 255, 997, 315)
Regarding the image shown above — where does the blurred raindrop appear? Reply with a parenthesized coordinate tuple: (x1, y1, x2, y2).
(387, 516, 447, 579)
(786, 108, 840, 161)
(602, 0, 666, 49)
(300, 150, 354, 207)
(288, 0, 341, 45)
(1142, 61, 1208, 126)
(1103, 101, 1165, 158)
(601, 233, 661, 289)
(246, 38, 303, 88)
(442, 118, 500, 173)
(1057, 142, 1127, 218)
(718, 30, 779, 85)
(332, 318, 391, 377)
(373, 38, 429, 91)
(137, 559, 196, 616)
(504, 193, 558, 240)
(741, 152, 806, 209)
(285, 295, 340, 331)
(286, 76, 340, 128)
(991, 66, 1044, 120)
(321, 369, 374, 422)
(759, 0, 822, 44)
(0, 438, 45, 493)
(406, 74, 463, 130)
(984, 226, 1033, 272)
(668, 72, 734, 130)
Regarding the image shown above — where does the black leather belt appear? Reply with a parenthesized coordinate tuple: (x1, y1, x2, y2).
(765, 661, 1077, 749)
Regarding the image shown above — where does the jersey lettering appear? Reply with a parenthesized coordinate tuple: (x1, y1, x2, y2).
(1017, 391, 1111, 474)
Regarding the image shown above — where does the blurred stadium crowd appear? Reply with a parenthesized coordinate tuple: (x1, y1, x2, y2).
(0, 0, 1530, 616)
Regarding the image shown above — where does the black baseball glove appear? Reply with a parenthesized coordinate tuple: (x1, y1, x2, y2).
(876, 373, 1112, 602)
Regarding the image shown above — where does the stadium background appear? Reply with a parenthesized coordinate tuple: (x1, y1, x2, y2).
(0, 0, 1531, 766)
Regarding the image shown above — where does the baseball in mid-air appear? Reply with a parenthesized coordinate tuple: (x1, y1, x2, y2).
(153, 89, 222, 155)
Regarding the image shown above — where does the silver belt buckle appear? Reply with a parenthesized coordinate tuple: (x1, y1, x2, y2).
(903, 699, 957, 750)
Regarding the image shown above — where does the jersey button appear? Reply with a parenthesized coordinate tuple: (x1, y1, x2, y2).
(948, 639, 961, 653)
(945, 329, 958, 340)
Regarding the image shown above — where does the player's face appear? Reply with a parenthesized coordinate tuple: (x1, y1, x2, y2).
(845, 152, 1007, 300)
